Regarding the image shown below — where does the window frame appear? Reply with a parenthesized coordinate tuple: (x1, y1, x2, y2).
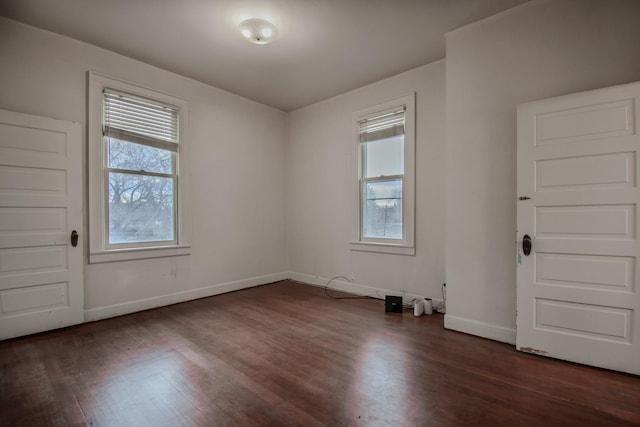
(349, 94, 416, 256)
(88, 72, 191, 263)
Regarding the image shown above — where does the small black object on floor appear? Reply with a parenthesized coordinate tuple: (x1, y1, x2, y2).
(385, 295, 403, 313)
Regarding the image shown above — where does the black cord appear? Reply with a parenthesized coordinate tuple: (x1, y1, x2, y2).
(324, 276, 375, 300)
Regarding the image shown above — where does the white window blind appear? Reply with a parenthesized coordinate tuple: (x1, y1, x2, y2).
(103, 89, 179, 152)
(358, 109, 405, 142)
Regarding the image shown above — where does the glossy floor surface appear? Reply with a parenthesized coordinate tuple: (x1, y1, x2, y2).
(1, 280, 639, 426)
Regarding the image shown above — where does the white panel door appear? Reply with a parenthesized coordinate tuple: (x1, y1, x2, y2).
(0, 109, 83, 340)
(516, 81, 640, 375)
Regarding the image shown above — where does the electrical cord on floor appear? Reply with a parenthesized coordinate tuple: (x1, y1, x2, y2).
(324, 276, 376, 300)
(435, 283, 446, 313)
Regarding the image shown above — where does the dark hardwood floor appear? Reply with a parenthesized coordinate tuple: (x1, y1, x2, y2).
(1, 280, 638, 426)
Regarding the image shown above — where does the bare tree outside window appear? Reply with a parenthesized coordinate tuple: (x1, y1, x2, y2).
(107, 138, 175, 244)
(363, 179, 403, 239)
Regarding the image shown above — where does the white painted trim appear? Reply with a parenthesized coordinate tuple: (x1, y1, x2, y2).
(444, 314, 516, 345)
(85, 270, 447, 325)
(84, 271, 288, 322)
(349, 241, 415, 256)
(287, 271, 442, 307)
(87, 71, 191, 264)
(89, 245, 191, 263)
(349, 93, 416, 253)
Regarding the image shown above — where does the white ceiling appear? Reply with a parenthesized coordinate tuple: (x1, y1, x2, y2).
(0, 0, 529, 111)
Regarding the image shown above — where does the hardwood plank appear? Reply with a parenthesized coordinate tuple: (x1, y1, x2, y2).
(1, 280, 638, 426)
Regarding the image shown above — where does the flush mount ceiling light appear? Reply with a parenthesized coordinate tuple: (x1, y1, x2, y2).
(239, 19, 278, 45)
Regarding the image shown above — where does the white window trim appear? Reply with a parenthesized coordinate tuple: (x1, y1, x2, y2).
(349, 93, 416, 256)
(88, 71, 191, 263)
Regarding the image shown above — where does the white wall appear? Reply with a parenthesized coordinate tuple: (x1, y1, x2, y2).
(0, 18, 288, 318)
(6, 0, 638, 340)
(286, 61, 446, 300)
(445, 0, 640, 343)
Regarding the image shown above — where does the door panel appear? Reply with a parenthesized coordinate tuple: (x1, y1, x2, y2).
(534, 299, 632, 343)
(536, 204, 635, 239)
(535, 99, 634, 144)
(517, 81, 640, 375)
(535, 252, 634, 290)
(0, 109, 83, 340)
(535, 152, 635, 191)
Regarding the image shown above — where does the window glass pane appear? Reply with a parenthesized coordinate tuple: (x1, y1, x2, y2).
(108, 172, 175, 244)
(363, 135, 404, 178)
(108, 137, 174, 174)
(363, 179, 402, 239)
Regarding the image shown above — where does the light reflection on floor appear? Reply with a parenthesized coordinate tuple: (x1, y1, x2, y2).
(346, 334, 414, 425)
(88, 350, 204, 426)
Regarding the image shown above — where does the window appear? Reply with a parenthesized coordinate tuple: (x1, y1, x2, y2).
(350, 94, 415, 255)
(88, 73, 190, 263)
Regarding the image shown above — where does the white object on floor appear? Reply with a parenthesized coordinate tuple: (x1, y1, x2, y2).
(424, 298, 433, 315)
(413, 299, 424, 316)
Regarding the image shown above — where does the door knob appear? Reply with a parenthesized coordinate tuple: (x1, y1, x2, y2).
(522, 234, 532, 256)
(70, 230, 79, 247)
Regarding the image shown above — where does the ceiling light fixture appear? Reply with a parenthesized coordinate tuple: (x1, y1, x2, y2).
(239, 19, 278, 45)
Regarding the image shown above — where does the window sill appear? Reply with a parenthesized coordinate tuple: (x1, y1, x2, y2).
(349, 241, 415, 256)
(89, 245, 191, 264)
